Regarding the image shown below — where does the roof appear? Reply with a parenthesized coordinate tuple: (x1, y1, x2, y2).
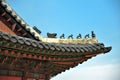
(0, 31, 111, 54)
(0, 31, 112, 77)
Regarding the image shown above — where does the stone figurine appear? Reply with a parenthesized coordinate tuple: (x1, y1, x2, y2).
(68, 34, 73, 39)
(85, 34, 89, 38)
(91, 31, 96, 38)
(60, 34, 65, 39)
(47, 32, 57, 38)
(76, 34, 82, 39)
(33, 26, 41, 34)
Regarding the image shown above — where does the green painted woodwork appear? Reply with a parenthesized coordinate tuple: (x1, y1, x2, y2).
(0, 70, 8, 75)
(12, 45, 17, 48)
(0, 41, 3, 46)
(19, 46, 24, 50)
(31, 48, 35, 52)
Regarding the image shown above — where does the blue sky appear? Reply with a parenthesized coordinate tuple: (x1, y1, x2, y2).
(6, 0, 120, 80)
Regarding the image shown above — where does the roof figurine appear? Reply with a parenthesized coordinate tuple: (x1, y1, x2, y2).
(84, 34, 90, 38)
(0, 0, 112, 80)
(68, 34, 73, 39)
(60, 33, 65, 39)
(91, 31, 96, 38)
(47, 32, 57, 38)
(76, 33, 82, 39)
(33, 26, 41, 34)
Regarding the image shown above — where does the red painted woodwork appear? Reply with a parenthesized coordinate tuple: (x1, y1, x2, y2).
(39, 79, 45, 80)
(85, 54, 96, 57)
(0, 76, 21, 80)
(0, 76, 45, 80)
(0, 20, 15, 35)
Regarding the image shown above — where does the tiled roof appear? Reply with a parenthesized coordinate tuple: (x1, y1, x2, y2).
(0, 31, 111, 55)
(0, 31, 112, 77)
(0, 0, 43, 40)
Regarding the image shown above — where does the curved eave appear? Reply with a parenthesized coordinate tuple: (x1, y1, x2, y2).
(0, 31, 112, 77)
(51, 47, 112, 77)
(0, 31, 111, 56)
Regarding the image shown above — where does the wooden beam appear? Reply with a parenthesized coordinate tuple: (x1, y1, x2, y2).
(22, 33, 27, 36)
(11, 51, 15, 55)
(34, 62, 40, 69)
(17, 28, 22, 32)
(33, 55, 37, 59)
(17, 52, 21, 57)
(28, 54, 32, 58)
(4, 50, 9, 55)
(23, 53, 27, 57)
(7, 17, 12, 22)
(12, 23, 17, 31)
(39, 56, 42, 60)
(2, 56, 8, 64)
(54, 62, 75, 65)
(48, 65, 67, 73)
(39, 62, 42, 66)
(54, 64, 67, 68)
(10, 57, 18, 65)
(85, 54, 96, 57)
(1, 12, 6, 16)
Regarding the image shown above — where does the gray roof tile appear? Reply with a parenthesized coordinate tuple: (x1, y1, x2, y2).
(0, 31, 112, 55)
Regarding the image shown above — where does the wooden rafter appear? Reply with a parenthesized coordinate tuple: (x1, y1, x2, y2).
(7, 17, 11, 22)
(53, 62, 75, 65)
(10, 57, 18, 65)
(22, 32, 27, 36)
(1, 12, 6, 16)
(85, 54, 97, 57)
(17, 28, 22, 32)
(12, 23, 17, 31)
(2, 56, 8, 64)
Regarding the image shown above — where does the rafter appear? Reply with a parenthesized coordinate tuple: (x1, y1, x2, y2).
(1, 12, 6, 16)
(17, 28, 22, 32)
(10, 57, 18, 65)
(22, 32, 27, 36)
(53, 62, 75, 65)
(12, 23, 17, 31)
(2, 56, 8, 64)
(85, 54, 96, 57)
(7, 17, 12, 22)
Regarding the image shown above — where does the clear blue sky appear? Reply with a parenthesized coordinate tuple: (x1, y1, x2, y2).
(6, 0, 120, 80)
